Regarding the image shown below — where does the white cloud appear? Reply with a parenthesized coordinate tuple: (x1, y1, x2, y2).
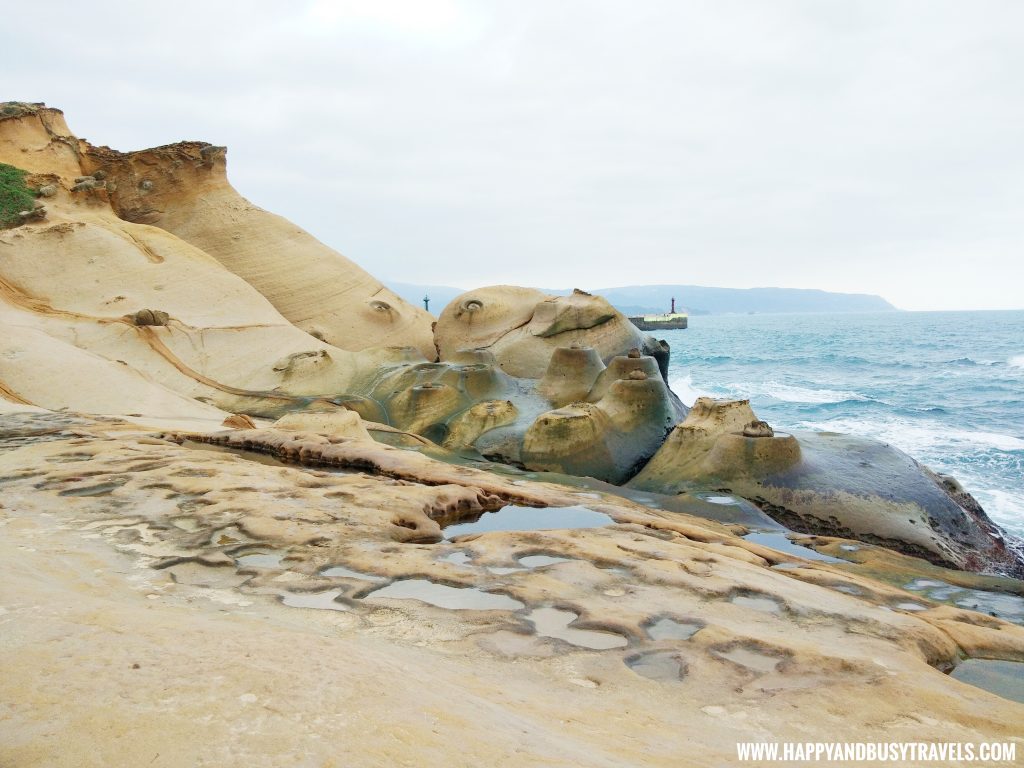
(5, 0, 1023, 309)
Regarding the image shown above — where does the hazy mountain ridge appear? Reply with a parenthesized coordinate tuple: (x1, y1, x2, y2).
(388, 281, 898, 316)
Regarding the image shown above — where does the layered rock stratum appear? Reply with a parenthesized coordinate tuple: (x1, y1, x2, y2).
(1, 103, 1023, 766)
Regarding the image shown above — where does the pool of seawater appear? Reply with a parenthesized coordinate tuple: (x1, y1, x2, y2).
(645, 617, 703, 641)
(443, 505, 614, 538)
(235, 551, 285, 569)
(950, 659, 1024, 704)
(743, 531, 846, 564)
(320, 564, 385, 581)
(363, 579, 525, 610)
(904, 578, 1024, 625)
(626, 651, 686, 681)
(280, 590, 350, 611)
(525, 606, 628, 649)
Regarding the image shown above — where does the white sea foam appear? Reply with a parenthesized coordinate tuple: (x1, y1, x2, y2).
(761, 382, 869, 404)
(976, 490, 1024, 535)
(796, 416, 1024, 454)
(1009, 355, 1024, 370)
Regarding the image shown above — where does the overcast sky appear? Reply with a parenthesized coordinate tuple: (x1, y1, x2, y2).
(7, 1, 1023, 310)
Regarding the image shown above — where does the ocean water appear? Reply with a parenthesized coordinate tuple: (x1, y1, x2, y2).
(662, 311, 1024, 537)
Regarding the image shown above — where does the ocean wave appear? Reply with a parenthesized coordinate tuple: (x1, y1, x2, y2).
(1009, 355, 1024, 370)
(670, 374, 713, 407)
(973, 490, 1024, 535)
(795, 416, 1024, 454)
(761, 382, 870, 405)
(944, 357, 998, 367)
(668, 376, 875, 407)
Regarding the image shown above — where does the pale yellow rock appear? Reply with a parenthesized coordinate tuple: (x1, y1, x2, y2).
(1, 420, 1021, 766)
(82, 141, 436, 359)
(435, 287, 660, 378)
(0, 323, 226, 420)
(273, 409, 372, 441)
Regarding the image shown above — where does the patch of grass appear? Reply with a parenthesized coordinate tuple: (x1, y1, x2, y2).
(0, 163, 37, 228)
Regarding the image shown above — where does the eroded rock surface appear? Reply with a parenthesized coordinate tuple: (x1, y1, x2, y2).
(1, 411, 1023, 765)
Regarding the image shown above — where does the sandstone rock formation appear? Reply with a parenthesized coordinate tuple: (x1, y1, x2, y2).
(630, 398, 1023, 577)
(0, 103, 684, 482)
(0, 100, 1019, 578)
(435, 286, 670, 378)
(0, 102, 435, 361)
(2, 102, 1024, 765)
(2, 411, 1022, 765)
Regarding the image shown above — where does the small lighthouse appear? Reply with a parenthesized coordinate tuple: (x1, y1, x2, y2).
(671, 297, 676, 314)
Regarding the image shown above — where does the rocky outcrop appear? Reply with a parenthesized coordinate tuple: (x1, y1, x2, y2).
(0, 101, 1018, 577)
(82, 139, 435, 358)
(629, 398, 1024, 577)
(0, 103, 435, 360)
(435, 286, 670, 379)
(2, 414, 1022, 765)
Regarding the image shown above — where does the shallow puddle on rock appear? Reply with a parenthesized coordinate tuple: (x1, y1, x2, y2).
(743, 532, 845, 563)
(364, 579, 524, 610)
(894, 601, 927, 612)
(832, 584, 864, 596)
(731, 594, 783, 614)
(320, 565, 385, 581)
(440, 551, 473, 566)
(950, 659, 1024, 704)
(716, 647, 781, 674)
(280, 590, 349, 612)
(236, 551, 285, 569)
(903, 579, 1024, 625)
(443, 505, 613, 538)
(645, 617, 703, 641)
(626, 651, 685, 681)
(839, 544, 860, 552)
(525, 607, 628, 649)
(702, 495, 741, 505)
(906, 578, 948, 590)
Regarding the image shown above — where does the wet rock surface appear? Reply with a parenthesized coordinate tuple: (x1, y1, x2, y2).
(630, 398, 1024, 577)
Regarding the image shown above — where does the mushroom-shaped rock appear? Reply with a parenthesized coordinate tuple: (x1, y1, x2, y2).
(521, 403, 615, 479)
(522, 370, 681, 484)
(538, 345, 606, 406)
(386, 382, 466, 436)
(586, 354, 664, 402)
(443, 400, 518, 449)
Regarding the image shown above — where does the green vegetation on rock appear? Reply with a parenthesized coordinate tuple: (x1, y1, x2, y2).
(0, 163, 37, 228)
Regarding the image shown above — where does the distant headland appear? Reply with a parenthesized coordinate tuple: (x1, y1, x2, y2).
(390, 282, 897, 317)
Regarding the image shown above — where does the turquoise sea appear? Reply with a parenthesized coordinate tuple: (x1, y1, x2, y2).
(662, 311, 1024, 537)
